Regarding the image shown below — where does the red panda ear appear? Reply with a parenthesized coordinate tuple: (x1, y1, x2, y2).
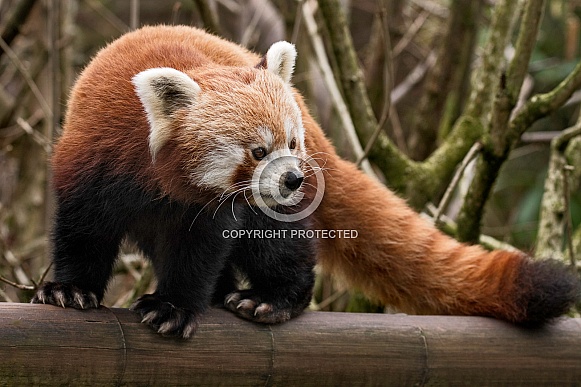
(256, 41, 297, 84)
(132, 68, 200, 161)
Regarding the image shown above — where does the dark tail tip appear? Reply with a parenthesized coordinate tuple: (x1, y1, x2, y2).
(515, 259, 580, 326)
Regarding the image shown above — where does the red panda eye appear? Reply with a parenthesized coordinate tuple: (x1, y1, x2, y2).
(290, 138, 297, 150)
(252, 147, 267, 160)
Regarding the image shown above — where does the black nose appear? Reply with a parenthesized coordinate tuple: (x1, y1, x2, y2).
(284, 171, 304, 191)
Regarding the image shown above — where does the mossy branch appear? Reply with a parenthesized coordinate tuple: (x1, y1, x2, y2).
(409, 0, 484, 160)
(535, 121, 581, 262)
(510, 60, 581, 136)
(315, 0, 581, 252)
(301, 1, 376, 177)
(406, 0, 520, 209)
(456, 0, 546, 243)
(316, 0, 412, 183)
(315, 0, 528, 212)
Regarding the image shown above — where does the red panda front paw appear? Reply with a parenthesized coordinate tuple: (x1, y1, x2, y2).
(129, 294, 199, 339)
(224, 290, 292, 324)
(31, 281, 99, 309)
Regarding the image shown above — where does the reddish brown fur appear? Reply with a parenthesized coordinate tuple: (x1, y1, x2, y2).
(56, 26, 576, 322)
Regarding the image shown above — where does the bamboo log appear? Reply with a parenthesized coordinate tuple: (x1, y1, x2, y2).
(0, 303, 580, 385)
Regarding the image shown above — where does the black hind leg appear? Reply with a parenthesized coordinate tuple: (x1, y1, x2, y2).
(211, 263, 239, 306)
(129, 203, 241, 338)
(225, 210, 316, 324)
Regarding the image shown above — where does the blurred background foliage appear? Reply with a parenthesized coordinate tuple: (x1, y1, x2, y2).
(0, 0, 580, 313)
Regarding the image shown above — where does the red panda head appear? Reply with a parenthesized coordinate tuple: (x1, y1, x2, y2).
(132, 41, 306, 208)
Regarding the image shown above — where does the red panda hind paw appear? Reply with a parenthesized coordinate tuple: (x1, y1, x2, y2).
(224, 290, 292, 324)
(30, 282, 99, 310)
(129, 294, 199, 339)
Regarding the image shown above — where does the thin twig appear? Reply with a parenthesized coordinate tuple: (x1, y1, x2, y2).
(291, 0, 305, 44)
(240, 3, 265, 47)
(0, 37, 53, 122)
(302, 0, 376, 177)
(433, 141, 482, 225)
(0, 287, 15, 302)
(554, 125, 581, 149)
(0, 0, 38, 58)
(84, 0, 129, 33)
(393, 10, 429, 57)
(47, 0, 60, 144)
(0, 275, 34, 291)
(16, 117, 52, 153)
(357, 5, 393, 167)
(192, 0, 222, 36)
(423, 204, 520, 252)
(130, 0, 140, 30)
(391, 50, 436, 105)
(409, 0, 449, 19)
(389, 105, 407, 152)
(510, 51, 581, 142)
(36, 262, 53, 285)
(172, 2, 182, 24)
(520, 131, 561, 143)
(313, 289, 347, 310)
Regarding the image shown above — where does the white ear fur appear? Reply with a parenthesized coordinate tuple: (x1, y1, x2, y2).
(132, 67, 200, 160)
(265, 41, 297, 84)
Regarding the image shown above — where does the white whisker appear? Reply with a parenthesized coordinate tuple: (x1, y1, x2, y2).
(214, 185, 250, 219)
(189, 196, 219, 230)
(243, 189, 258, 215)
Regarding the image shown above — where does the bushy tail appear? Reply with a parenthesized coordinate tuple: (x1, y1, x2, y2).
(513, 258, 579, 324)
(308, 143, 580, 324)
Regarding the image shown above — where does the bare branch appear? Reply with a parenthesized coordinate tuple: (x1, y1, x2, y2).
(85, 0, 129, 33)
(0, 37, 52, 122)
(301, 1, 376, 177)
(423, 204, 520, 252)
(130, 0, 140, 30)
(16, 117, 52, 153)
(316, 0, 412, 181)
(392, 10, 429, 57)
(563, 165, 576, 270)
(433, 141, 482, 226)
(192, 0, 222, 36)
(0, 275, 34, 291)
(464, 0, 520, 119)
(510, 59, 581, 139)
(357, 4, 393, 167)
(456, 0, 546, 242)
(0, 0, 38, 59)
(535, 120, 581, 261)
(391, 51, 436, 105)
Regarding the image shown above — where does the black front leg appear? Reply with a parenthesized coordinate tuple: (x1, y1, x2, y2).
(224, 208, 316, 324)
(32, 178, 130, 309)
(129, 201, 243, 338)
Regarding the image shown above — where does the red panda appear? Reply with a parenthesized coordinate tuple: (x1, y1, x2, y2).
(32, 27, 317, 338)
(33, 26, 579, 337)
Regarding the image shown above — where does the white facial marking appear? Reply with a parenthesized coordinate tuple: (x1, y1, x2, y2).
(257, 126, 274, 150)
(190, 141, 245, 190)
(284, 119, 293, 143)
(279, 87, 305, 151)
